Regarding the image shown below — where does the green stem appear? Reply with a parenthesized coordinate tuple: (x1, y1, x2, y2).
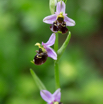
(57, 31, 71, 61)
(54, 33, 58, 52)
(54, 33, 60, 89)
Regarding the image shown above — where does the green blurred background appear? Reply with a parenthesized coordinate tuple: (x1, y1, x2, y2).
(0, 0, 103, 104)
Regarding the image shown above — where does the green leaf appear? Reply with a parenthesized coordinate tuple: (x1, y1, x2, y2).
(57, 31, 71, 61)
(30, 68, 46, 90)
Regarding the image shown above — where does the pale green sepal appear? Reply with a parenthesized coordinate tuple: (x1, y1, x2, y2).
(30, 68, 47, 90)
(49, 0, 57, 14)
(63, 0, 67, 3)
(57, 31, 71, 61)
(58, 0, 62, 2)
(58, 0, 67, 3)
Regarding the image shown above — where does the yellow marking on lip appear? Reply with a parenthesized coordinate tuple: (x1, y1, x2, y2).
(37, 55, 42, 58)
(54, 24, 58, 26)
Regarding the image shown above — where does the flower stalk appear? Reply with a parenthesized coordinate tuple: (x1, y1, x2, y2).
(54, 33, 58, 53)
(54, 33, 60, 89)
(54, 60, 60, 89)
(54, 31, 71, 89)
(57, 31, 71, 61)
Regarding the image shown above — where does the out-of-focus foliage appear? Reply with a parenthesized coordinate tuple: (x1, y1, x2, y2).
(0, 0, 103, 104)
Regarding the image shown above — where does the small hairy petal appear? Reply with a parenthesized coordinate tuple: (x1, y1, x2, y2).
(56, 1, 66, 14)
(46, 46, 57, 60)
(64, 16, 75, 26)
(53, 88, 61, 102)
(42, 33, 56, 47)
(40, 90, 53, 103)
(43, 14, 57, 24)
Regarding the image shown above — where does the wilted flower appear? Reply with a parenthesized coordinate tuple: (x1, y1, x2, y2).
(33, 33, 57, 65)
(40, 88, 62, 104)
(43, 1, 75, 34)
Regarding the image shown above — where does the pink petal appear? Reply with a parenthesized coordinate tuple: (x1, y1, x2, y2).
(42, 33, 56, 47)
(46, 46, 57, 60)
(53, 88, 61, 102)
(64, 16, 75, 26)
(56, 1, 66, 14)
(43, 14, 57, 24)
(40, 90, 53, 103)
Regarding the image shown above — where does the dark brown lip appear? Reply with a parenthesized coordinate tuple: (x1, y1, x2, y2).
(50, 20, 68, 34)
(34, 48, 48, 65)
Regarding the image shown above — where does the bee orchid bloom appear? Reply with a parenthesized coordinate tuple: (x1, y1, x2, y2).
(43, 1, 75, 34)
(33, 33, 57, 65)
(40, 88, 62, 104)
(42, 33, 57, 60)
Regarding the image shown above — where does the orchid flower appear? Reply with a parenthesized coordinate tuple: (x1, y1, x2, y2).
(40, 88, 62, 104)
(33, 33, 57, 65)
(43, 1, 75, 34)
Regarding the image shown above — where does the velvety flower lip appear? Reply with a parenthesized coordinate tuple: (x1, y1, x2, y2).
(40, 88, 61, 104)
(43, 1, 75, 26)
(42, 33, 57, 60)
(33, 48, 48, 65)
